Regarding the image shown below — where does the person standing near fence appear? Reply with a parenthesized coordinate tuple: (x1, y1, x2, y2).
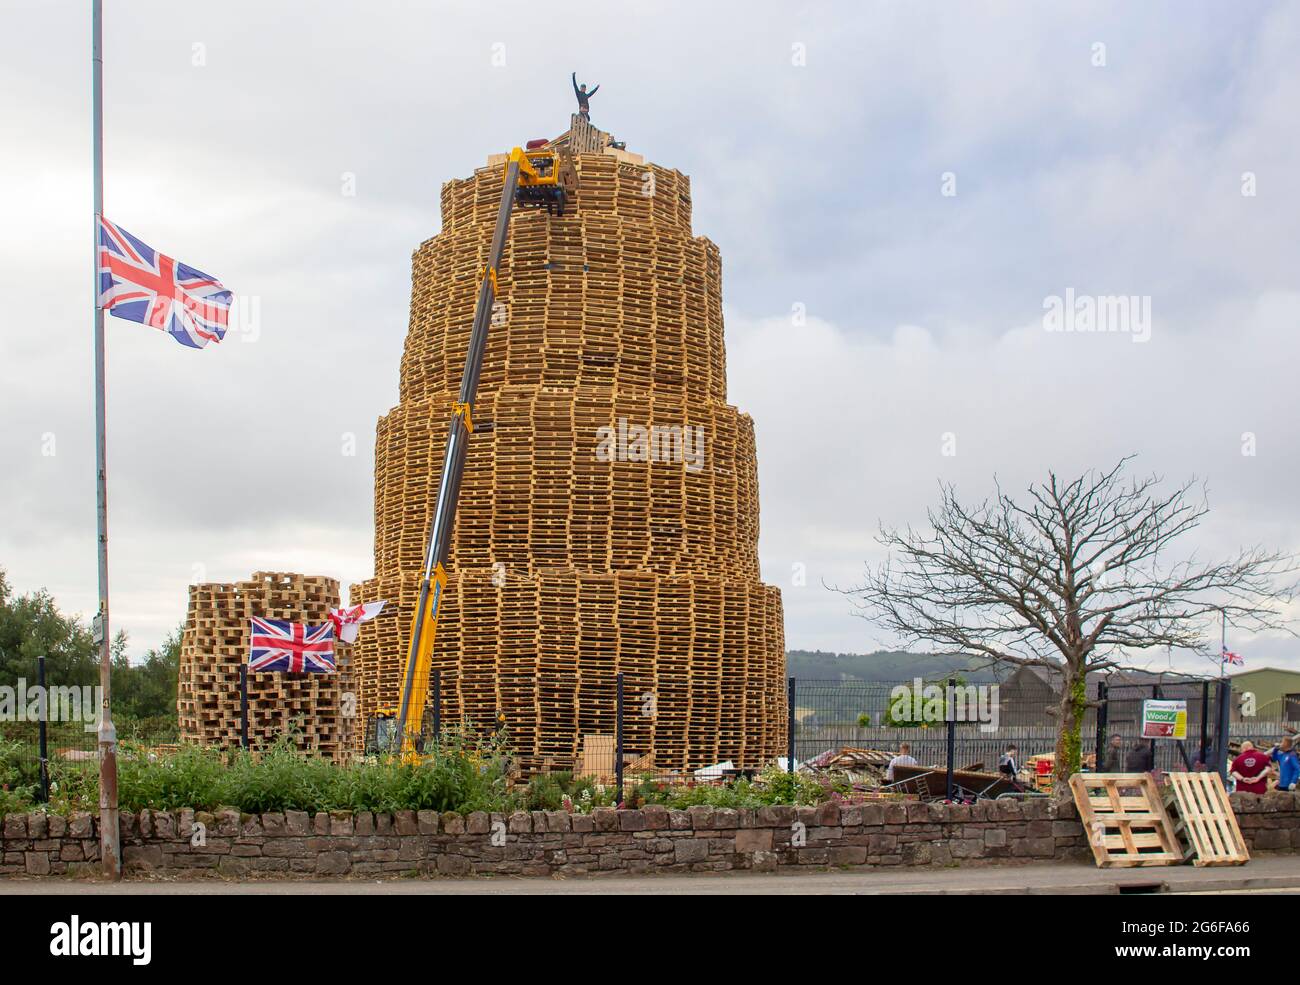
(885, 742, 917, 782)
(1125, 738, 1154, 773)
(1102, 733, 1124, 772)
(1268, 737, 1298, 791)
(997, 744, 1019, 777)
(998, 744, 1024, 790)
(1231, 740, 1271, 794)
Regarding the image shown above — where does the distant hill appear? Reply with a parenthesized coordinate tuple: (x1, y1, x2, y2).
(785, 649, 1005, 683)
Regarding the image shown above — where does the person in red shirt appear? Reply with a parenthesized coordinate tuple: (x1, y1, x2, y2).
(1231, 740, 1271, 794)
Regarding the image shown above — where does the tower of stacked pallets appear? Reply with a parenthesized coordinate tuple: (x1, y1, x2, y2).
(176, 571, 352, 759)
(350, 117, 786, 772)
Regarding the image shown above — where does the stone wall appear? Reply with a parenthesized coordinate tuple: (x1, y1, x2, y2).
(3, 792, 1297, 879)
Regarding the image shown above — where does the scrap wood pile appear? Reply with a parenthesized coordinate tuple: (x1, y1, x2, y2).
(570, 734, 762, 787)
(575, 734, 655, 782)
(803, 746, 896, 788)
(801, 745, 1057, 800)
(803, 746, 939, 797)
(1026, 751, 1095, 791)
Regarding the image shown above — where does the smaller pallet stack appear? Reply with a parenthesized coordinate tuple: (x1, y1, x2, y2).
(1070, 773, 1183, 868)
(1162, 772, 1250, 866)
(176, 571, 352, 760)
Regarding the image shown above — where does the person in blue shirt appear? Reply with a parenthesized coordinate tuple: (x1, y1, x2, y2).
(1270, 736, 1299, 791)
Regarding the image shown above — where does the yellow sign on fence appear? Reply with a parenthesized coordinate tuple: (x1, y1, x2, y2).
(1141, 699, 1188, 740)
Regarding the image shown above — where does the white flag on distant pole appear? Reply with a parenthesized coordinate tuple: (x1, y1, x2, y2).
(329, 601, 387, 643)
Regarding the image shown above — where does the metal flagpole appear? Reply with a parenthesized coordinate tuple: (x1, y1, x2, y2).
(1220, 610, 1227, 681)
(92, 0, 121, 880)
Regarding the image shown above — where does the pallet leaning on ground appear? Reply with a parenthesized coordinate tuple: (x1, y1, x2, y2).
(1069, 773, 1183, 868)
(1161, 771, 1250, 866)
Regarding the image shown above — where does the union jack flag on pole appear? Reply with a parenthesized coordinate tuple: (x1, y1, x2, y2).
(248, 617, 337, 674)
(97, 216, 232, 349)
(1221, 646, 1244, 667)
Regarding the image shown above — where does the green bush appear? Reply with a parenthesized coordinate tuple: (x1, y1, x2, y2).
(523, 772, 565, 811)
(115, 714, 179, 744)
(117, 742, 229, 812)
(40, 729, 518, 815)
(663, 780, 762, 809)
(0, 738, 38, 812)
(0, 731, 830, 818)
(753, 764, 826, 806)
(618, 764, 829, 811)
(566, 775, 616, 812)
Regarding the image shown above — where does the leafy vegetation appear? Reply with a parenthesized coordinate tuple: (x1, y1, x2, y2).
(0, 737, 39, 814)
(0, 735, 832, 817)
(40, 729, 516, 815)
(0, 567, 181, 737)
(622, 764, 827, 810)
(521, 770, 617, 812)
(882, 676, 970, 728)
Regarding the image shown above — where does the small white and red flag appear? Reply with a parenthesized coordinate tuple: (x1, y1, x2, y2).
(328, 601, 387, 643)
(1221, 646, 1245, 667)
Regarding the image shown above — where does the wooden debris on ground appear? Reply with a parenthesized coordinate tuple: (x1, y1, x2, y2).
(889, 762, 1024, 800)
(576, 734, 657, 782)
(802, 746, 896, 788)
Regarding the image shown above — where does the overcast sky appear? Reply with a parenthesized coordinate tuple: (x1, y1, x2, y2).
(2, 1, 1297, 675)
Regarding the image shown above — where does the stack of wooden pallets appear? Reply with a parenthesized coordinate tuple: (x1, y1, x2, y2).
(349, 119, 786, 772)
(176, 571, 352, 760)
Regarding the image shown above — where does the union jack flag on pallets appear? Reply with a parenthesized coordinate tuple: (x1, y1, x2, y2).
(248, 617, 336, 674)
(97, 216, 232, 349)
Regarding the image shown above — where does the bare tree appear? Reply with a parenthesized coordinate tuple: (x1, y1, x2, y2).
(838, 458, 1296, 787)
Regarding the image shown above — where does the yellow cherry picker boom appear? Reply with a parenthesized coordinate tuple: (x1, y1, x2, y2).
(368, 141, 570, 757)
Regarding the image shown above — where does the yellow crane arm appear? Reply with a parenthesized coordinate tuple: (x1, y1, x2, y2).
(385, 145, 565, 758)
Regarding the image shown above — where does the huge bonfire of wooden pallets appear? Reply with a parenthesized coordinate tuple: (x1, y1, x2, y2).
(176, 572, 352, 760)
(348, 116, 788, 773)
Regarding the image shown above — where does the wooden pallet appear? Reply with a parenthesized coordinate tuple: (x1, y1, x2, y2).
(1162, 772, 1250, 866)
(1070, 773, 1183, 868)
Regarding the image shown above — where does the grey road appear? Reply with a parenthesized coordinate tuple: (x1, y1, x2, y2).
(3, 858, 1298, 894)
